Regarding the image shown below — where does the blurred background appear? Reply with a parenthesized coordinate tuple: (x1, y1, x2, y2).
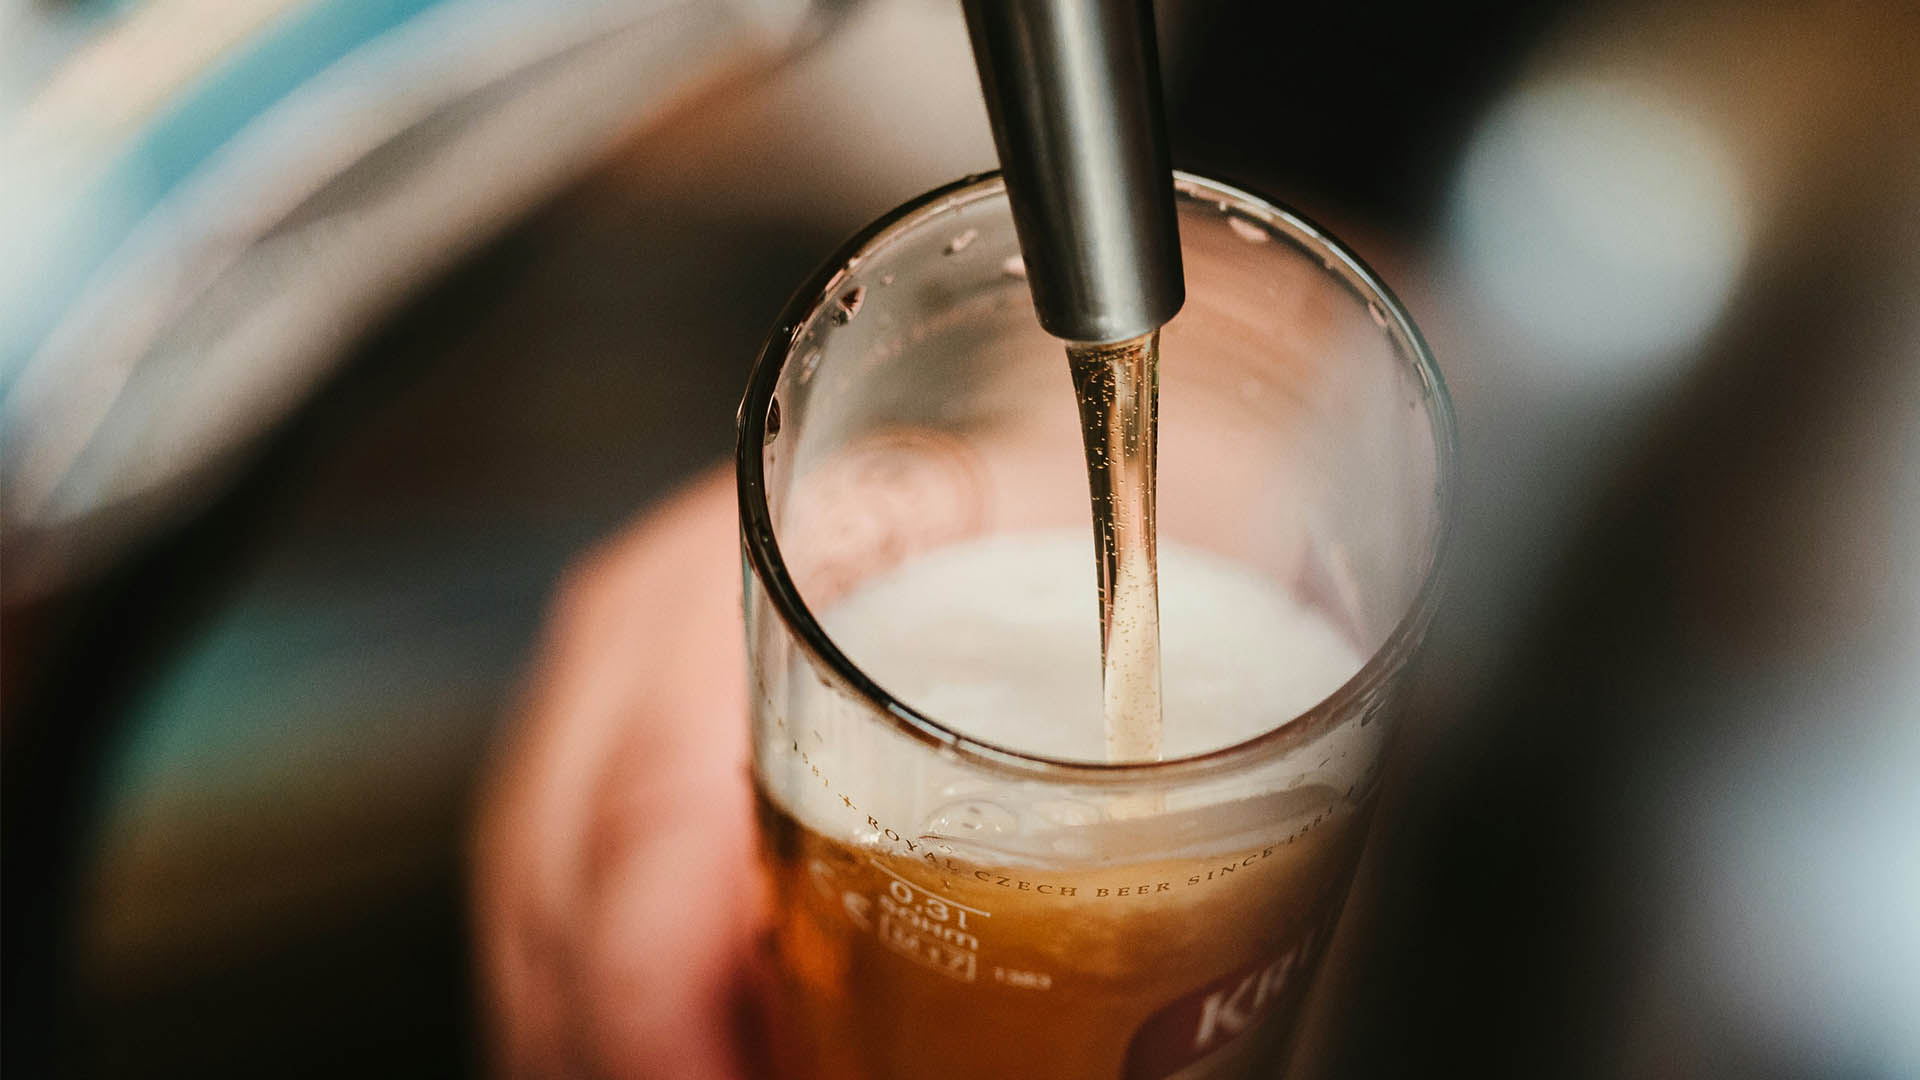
(2, 0, 1915, 1076)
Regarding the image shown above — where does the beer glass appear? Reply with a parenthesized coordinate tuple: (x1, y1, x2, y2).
(737, 172, 1453, 1080)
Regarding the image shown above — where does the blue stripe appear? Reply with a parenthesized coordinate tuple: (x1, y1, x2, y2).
(3, 0, 456, 388)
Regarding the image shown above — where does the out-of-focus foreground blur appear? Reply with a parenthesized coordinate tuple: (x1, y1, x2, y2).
(3, 0, 1915, 1075)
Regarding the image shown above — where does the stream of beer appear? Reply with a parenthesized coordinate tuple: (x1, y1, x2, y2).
(1066, 332, 1165, 763)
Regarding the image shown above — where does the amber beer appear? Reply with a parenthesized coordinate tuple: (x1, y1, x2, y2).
(754, 785, 1369, 1080)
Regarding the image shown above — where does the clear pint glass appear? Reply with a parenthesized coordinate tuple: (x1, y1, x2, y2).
(736, 173, 1453, 1080)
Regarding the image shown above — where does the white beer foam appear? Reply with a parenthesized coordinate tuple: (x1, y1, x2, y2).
(820, 529, 1362, 762)
(757, 529, 1377, 862)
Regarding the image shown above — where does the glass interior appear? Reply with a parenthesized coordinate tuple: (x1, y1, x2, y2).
(741, 171, 1452, 852)
(756, 178, 1444, 721)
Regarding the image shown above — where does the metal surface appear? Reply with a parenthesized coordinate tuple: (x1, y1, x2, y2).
(962, 0, 1183, 343)
(0, 0, 835, 602)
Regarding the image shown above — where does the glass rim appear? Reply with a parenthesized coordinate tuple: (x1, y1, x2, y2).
(736, 170, 1457, 785)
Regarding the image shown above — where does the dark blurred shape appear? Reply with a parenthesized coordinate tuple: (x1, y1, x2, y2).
(4, 1, 847, 1072)
(1172, 0, 1572, 228)
(7, 160, 840, 1078)
(1284, 2, 1920, 1077)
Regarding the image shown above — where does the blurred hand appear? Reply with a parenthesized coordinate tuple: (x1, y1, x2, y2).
(473, 468, 763, 1079)
(465, 402, 1324, 1078)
